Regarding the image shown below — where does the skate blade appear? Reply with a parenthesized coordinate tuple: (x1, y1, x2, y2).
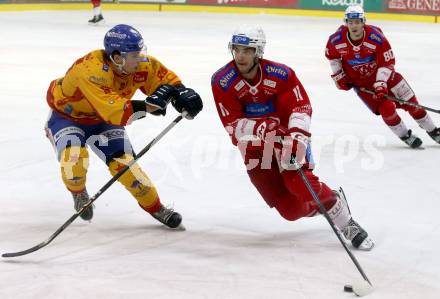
(356, 237, 375, 251)
(174, 224, 186, 231)
(88, 20, 105, 26)
(163, 224, 186, 231)
(352, 282, 374, 297)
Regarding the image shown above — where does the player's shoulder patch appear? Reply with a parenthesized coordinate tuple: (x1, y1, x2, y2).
(369, 25, 384, 34)
(367, 26, 385, 46)
(263, 60, 289, 81)
(329, 26, 346, 45)
(212, 62, 238, 91)
(86, 50, 111, 75)
(330, 33, 342, 45)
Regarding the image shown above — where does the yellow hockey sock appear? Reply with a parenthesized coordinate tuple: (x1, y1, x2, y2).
(108, 154, 159, 211)
(60, 146, 89, 193)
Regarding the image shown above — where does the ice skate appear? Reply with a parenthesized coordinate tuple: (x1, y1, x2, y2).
(88, 14, 104, 26)
(151, 204, 184, 230)
(329, 188, 374, 251)
(400, 129, 423, 149)
(72, 189, 94, 221)
(427, 127, 440, 144)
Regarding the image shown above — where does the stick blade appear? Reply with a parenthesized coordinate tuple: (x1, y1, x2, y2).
(352, 281, 374, 297)
(2, 242, 47, 258)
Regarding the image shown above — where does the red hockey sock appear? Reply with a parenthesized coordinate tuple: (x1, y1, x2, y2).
(378, 100, 401, 126)
(138, 198, 161, 214)
(404, 96, 427, 120)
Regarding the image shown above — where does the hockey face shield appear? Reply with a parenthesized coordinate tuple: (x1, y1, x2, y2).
(107, 45, 147, 75)
(119, 46, 148, 74)
(104, 24, 148, 74)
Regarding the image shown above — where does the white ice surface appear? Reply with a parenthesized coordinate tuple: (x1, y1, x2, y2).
(0, 10, 439, 299)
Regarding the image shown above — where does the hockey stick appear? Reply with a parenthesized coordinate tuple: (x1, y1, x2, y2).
(292, 160, 372, 287)
(360, 87, 440, 114)
(2, 112, 187, 258)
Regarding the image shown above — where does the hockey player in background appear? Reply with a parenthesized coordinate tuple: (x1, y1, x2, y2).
(88, 0, 104, 25)
(45, 24, 203, 228)
(211, 25, 374, 250)
(325, 5, 440, 148)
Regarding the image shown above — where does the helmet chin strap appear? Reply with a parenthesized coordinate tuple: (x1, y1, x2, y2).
(243, 57, 259, 75)
(109, 55, 128, 75)
(231, 50, 260, 76)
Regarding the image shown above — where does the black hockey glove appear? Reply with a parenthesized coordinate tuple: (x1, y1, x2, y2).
(172, 87, 203, 119)
(145, 84, 178, 116)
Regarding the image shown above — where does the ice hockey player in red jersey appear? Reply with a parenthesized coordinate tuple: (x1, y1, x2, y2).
(325, 5, 440, 148)
(211, 25, 374, 250)
(89, 0, 104, 25)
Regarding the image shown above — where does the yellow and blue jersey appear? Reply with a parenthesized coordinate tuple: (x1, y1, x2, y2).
(47, 49, 181, 125)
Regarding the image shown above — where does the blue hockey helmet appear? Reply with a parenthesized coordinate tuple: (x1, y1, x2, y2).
(104, 24, 145, 57)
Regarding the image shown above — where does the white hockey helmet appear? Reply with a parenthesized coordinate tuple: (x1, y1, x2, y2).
(344, 5, 366, 23)
(228, 25, 266, 58)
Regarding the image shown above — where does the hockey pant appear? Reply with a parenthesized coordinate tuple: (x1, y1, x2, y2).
(91, 0, 101, 8)
(242, 148, 336, 221)
(45, 110, 161, 213)
(355, 72, 430, 130)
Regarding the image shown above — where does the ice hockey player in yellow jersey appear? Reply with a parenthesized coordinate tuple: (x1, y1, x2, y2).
(45, 24, 203, 228)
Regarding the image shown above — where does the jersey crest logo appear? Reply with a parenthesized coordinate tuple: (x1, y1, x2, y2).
(264, 64, 288, 81)
(102, 64, 109, 72)
(219, 67, 237, 91)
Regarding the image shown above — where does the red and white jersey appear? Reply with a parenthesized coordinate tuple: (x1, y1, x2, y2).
(325, 24, 395, 87)
(211, 59, 312, 145)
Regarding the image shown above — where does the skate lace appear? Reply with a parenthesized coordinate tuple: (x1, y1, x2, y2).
(342, 219, 361, 241)
(73, 191, 91, 211)
(401, 130, 418, 146)
(429, 128, 440, 142)
(152, 205, 175, 224)
(404, 135, 417, 145)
